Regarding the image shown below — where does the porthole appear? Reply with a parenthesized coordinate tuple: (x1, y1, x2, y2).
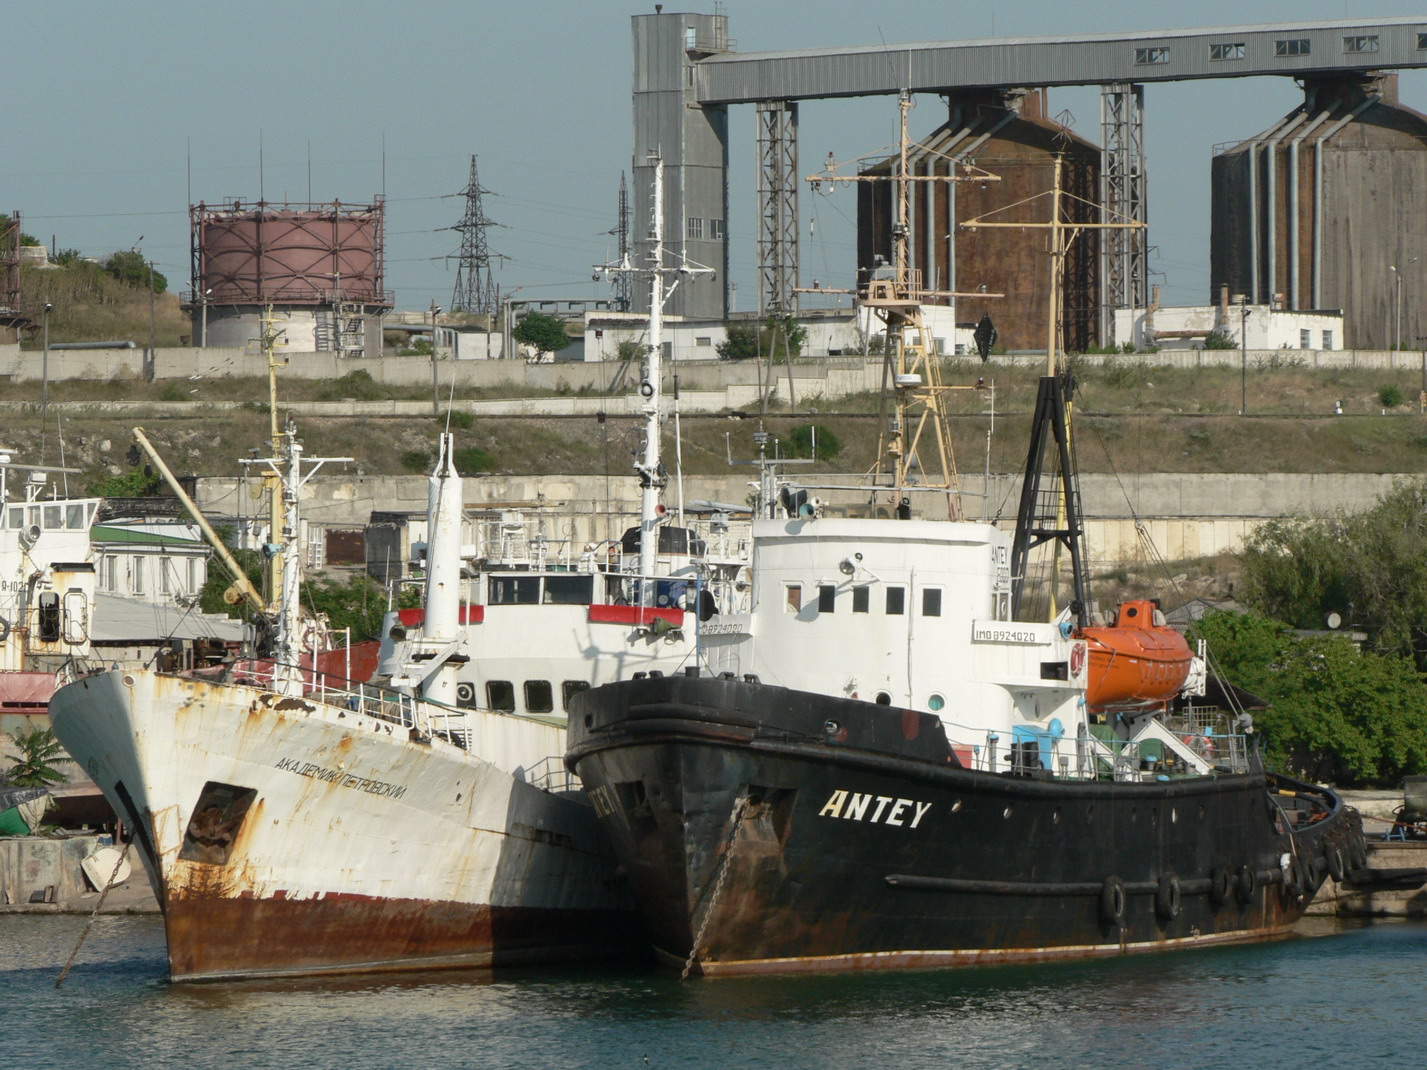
(928, 693, 945, 712)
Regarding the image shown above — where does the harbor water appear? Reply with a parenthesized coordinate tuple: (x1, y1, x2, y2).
(4, 914, 1424, 1069)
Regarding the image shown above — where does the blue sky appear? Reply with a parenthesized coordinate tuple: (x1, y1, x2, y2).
(8, 1, 1425, 314)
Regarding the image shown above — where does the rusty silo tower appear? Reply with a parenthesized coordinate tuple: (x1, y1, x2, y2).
(1212, 73, 1427, 349)
(187, 199, 394, 356)
(857, 90, 1102, 354)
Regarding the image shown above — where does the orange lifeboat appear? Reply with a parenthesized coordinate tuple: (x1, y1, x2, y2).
(1080, 599, 1192, 712)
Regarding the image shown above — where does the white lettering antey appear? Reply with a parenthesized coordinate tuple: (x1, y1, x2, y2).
(844, 793, 873, 821)
(910, 801, 933, 829)
(870, 796, 893, 822)
(818, 790, 848, 818)
(885, 799, 912, 826)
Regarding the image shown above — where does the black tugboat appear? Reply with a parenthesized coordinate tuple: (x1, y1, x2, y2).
(565, 128, 1366, 975)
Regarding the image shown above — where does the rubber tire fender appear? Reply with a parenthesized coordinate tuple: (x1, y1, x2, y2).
(1100, 875, 1127, 927)
(1155, 874, 1182, 922)
(1209, 866, 1233, 910)
(1235, 863, 1257, 907)
(0, 616, 9, 644)
(1325, 842, 1345, 883)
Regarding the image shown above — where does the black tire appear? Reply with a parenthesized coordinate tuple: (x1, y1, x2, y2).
(1100, 876, 1127, 927)
(1155, 874, 1181, 922)
(1325, 843, 1345, 883)
(1236, 864, 1257, 907)
(1209, 866, 1233, 910)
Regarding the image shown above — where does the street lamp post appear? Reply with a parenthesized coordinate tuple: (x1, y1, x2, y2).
(429, 301, 443, 415)
(40, 301, 52, 458)
(1238, 295, 1250, 416)
(1391, 258, 1419, 351)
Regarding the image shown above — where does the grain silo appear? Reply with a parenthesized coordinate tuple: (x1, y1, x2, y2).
(857, 89, 1101, 354)
(1211, 73, 1427, 350)
(186, 199, 393, 356)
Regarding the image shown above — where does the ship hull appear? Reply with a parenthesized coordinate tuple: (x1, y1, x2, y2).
(567, 674, 1366, 976)
(52, 669, 642, 981)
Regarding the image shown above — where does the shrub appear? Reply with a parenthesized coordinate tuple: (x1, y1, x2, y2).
(788, 423, 841, 461)
(1203, 329, 1238, 350)
(454, 446, 494, 473)
(441, 410, 475, 430)
(400, 449, 433, 472)
(1378, 384, 1406, 408)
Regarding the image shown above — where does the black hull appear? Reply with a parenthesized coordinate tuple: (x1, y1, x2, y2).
(567, 674, 1367, 975)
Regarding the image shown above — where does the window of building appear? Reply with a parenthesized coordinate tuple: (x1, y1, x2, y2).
(922, 588, 943, 617)
(696, 336, 712, 347)
(852, 586, 870, 613)
(1343, 35, 1379, 54)
(785, 584, 802, 613)
(817, 585, 836, 613)
(524, 680, 554, 714)
(1210, 42, 1245, 61)
(1134, 46, 1170, 65)
(886, 586, 905, 615)
(687, 217, 704, 241)
(1300, 328, 1311, 349)
(1419, 32, 1427, 50)
(43, 505, 61, 529)
(131, 556, 144, 595)
(710, 218, 725, 240)
(486, 680, 515, 712)
(1275, 39, 1310, 57)
(159, 557, 172, 596)
(103, 555, 118, 592)
(562, 680, 591, 710)
(1322, 330, 1334, 350)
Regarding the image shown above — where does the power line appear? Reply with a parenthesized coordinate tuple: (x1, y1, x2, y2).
(449, 155, 500, 316)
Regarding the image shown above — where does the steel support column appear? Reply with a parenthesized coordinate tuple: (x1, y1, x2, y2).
(757, 100, 799, 315)
(1099, 83, 1147, 344)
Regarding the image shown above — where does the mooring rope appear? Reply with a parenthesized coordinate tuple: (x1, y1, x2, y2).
(55, 838, 133, 989)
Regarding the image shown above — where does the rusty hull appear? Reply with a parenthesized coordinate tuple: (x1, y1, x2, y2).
(568, 674, 1365, 976)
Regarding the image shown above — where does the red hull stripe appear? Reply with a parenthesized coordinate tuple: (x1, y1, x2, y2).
(588, 604, 686, 626)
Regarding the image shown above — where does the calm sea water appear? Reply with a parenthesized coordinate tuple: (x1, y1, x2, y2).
(4, 914, 1423, 1070)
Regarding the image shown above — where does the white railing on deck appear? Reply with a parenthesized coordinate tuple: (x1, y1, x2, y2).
(948, 725, 1252, 782)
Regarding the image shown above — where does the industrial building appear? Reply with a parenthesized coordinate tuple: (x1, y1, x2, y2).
(631, 12, 1427, 348)
(184, 199, 393, 358)
(1212, 72, 1427, 350)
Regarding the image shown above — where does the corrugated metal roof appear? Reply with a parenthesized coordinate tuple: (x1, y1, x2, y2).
(90, 593, 247, 643)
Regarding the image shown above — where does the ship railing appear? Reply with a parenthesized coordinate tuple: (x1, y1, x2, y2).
(953, 727, 1251, 782)
(524, 755, 581, 794)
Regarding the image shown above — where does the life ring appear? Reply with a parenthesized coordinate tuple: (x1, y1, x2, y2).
(1325, 843, 1345, 883)
(1235, 864, 1257, 907)
(1209, 866, 1233, 910)
(1155, 874, 1182, 922)
(1100, 876, 1127, 927)
(0, 616, 9, 643)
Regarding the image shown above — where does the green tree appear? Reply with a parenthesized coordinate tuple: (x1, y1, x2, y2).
(102, 249, 168, 293)
(788, 423, 842, 461)
(1240, 479, 1427, 670)
(1190, 609, 1427, 786)
(304, 573, 415, 641)
(3, 727, 66, 788)
(87, 467, 162, 497)
(717, 316, 808, 361)
(512, 311, 573, 361)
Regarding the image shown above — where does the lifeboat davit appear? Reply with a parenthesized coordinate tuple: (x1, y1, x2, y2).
(1080, 599, 1192, 712)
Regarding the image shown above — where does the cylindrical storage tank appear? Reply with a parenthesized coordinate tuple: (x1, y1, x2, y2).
(191, 200, 391, 307)
(1211, 74, 1427, 349)
(857, 89, 1102, 353)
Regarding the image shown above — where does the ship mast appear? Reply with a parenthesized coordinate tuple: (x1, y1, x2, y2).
(597, 152, 713, 603)
(805, 93, 1001, 519)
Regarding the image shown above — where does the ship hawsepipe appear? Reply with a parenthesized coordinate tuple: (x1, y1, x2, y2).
(566, 671, 1367, 976)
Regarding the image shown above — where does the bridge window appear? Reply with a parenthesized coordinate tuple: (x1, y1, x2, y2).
(817, 585, 836, 613)
(1275, 39, 1310, 57)
(562, 680, 590, 710)
(544, 574, 594, 605)
(524, 680, 554, 714)
(785, 584, 802, 613)
(1134, 46, 1170, 65)
(886, 586, 905, 615)
(1343, 35, 1379, 54)
(852, 586, 870, 613)
(489, 576, 539, 605)
(487, 680, 515, 712)
(1209, 42, 1245, 61)
(922, 588, 943, 617)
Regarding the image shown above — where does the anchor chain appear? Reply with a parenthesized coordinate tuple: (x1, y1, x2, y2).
(681, 797, 748, 980)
